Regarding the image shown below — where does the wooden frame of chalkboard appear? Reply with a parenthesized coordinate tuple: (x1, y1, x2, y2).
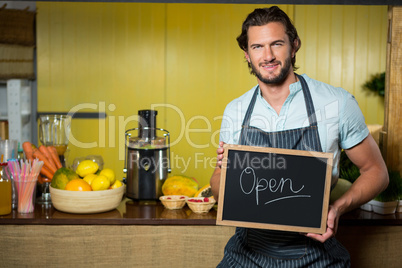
(216, 144, 333, 234)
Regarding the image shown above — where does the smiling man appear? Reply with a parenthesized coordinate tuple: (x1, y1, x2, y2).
(244, 21, 298, 115)
(210, 6, 388, 267)
(246, 23, 295, 80)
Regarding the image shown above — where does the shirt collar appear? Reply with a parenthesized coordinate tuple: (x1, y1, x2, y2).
(257, 76, 303, 100)
(290, 75, 303, 95)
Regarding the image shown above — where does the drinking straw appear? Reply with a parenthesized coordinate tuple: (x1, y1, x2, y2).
(27, 159, 43, 212)
(7, 159, 43, 213)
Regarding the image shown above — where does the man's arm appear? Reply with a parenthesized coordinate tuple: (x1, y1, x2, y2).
(333, 134, 389, 214)
(307, 134, 389, 242)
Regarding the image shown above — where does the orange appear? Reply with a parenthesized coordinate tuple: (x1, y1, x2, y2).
(65, 179, 92, 191)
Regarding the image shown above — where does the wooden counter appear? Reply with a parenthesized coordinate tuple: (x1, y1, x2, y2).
(0, 198, 218, 225)
(1, 198, 401, 267)
(1, 198, 401, 226)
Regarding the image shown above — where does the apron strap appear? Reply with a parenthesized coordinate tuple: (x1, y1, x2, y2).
(297, 74, 318, 127)
(240, 86, 259, 128)
(241, 74, 318, 128)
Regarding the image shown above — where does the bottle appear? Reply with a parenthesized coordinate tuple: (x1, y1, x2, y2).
(17, 142, 24, 160)
(0, 163, 12, 215)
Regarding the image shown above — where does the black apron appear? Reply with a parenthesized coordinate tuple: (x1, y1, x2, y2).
(218, 75, 350, 267)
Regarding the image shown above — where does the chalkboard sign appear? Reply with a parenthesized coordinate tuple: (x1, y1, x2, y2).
(216, 144, 333, 234)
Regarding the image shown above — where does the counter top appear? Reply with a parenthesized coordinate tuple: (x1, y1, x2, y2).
(0, 198, 217, 225)
(1, 198, 401, 226)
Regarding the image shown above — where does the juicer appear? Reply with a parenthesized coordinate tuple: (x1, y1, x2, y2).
(124, 110, 171, 200)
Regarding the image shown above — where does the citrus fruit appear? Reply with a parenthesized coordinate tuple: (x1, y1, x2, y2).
(76, 160, 99, 177)
(99, 168, 116, 185)
(83, 173, 98, 186)
(51, 167, 80, 190)
(65, 179, 92, 191)
(110, 180, 123, 189)
(195, 184, 213, 198)
(91, 175, 110, 191)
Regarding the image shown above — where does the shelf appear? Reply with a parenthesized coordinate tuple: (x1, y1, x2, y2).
(0, 79, 33, 144)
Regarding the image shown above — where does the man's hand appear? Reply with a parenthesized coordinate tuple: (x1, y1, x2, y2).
(210, 141, 226, 201)
(305, 135, 388, 243)
(216, 141, 226, 168)
(304, 205, 339, 243)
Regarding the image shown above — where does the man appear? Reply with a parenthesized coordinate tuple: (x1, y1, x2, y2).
(210, 6, 388, 267)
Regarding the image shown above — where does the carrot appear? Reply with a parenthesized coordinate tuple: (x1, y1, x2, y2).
(32, 149, 57, 174)
(39, 145, 57, 170)
(42, 176, 52, 183)
(48, 146, 62, 169)
(37, 174, 44, 184)
(40, 166, 54, 181)
(22, 141, 34, 161)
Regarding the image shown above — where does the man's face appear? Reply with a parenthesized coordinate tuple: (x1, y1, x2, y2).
(244, 22, 295, 85)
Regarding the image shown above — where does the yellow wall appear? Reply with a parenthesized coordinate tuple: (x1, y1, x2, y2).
(295, 5, 387, 123)
(36, 3, 387, 187)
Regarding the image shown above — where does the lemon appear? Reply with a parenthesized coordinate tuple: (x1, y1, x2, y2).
(76, 160, 99, 177)
(91, 175, 110, 191)
(99, 168, 116, 185)
(110, 180, 123, 189)
(83, 173, 98, 186)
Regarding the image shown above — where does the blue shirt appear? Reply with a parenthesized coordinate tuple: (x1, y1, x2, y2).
(219, 74, 369, 184)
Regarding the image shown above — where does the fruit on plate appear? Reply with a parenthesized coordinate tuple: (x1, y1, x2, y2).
(51, 161, 123, 191)
(51, 167, 80, 190)
(195, 184, 213, 198)
(99, 168, 116, 185)
(65, 178, 92, 191)
(188, 197, 212, 203)
(91, 175, 111, 191)
(162, 175, 199, 197)
(83, 173, 97, 186)
(186, 197, 216, 214)
(330, 178, 352, 203)
(76, 160, 99, 177)
(110, 180, 123, 189)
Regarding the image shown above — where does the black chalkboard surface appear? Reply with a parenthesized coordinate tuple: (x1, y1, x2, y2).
(216, 144, 333, 234)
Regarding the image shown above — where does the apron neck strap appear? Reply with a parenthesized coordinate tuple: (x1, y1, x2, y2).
(241, 74, 318, 128)
(241, 86, 259, 128)
(297, 74, 318, 126)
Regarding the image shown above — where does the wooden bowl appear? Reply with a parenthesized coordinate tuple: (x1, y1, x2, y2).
(186, 197, 216, 214)
(49, 185, 125, 214)
(159, 195, 187, 210)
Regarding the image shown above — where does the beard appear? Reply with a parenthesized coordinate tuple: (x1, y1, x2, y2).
(250, 56, 292, 85)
